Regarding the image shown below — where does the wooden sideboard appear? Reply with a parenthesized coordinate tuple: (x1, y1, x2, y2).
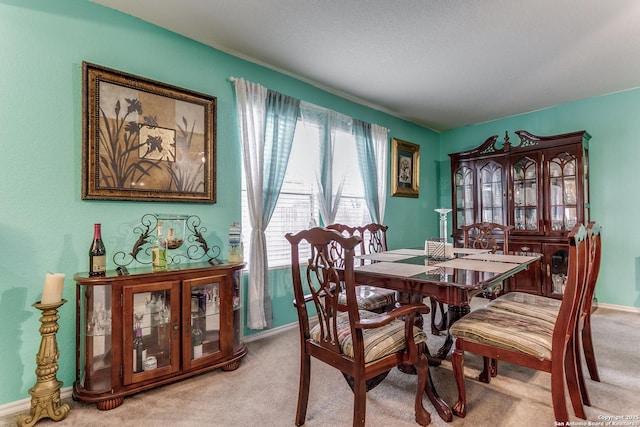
(73, 262, 246, 409)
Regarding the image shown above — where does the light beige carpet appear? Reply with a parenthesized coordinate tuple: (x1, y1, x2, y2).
(2, 299, 638, 427)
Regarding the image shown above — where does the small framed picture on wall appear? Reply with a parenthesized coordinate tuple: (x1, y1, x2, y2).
(391, 138, 419, 198)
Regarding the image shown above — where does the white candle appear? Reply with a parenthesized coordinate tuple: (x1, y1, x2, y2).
(41, 273, 65, 304)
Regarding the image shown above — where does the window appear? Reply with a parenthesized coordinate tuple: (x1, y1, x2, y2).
(331, 130, 370, 226)
(241, 116, 369, 268)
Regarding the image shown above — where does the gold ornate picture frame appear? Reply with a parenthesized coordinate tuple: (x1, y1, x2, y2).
(391, 138, 420, 198)
(82, 62, 216, 203)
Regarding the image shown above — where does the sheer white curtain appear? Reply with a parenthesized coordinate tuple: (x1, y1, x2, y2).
(232, 78, 299, 329)
(372, 124, 389, 222)
(299, 102, 352, 225)
(233, 78, 268, 329)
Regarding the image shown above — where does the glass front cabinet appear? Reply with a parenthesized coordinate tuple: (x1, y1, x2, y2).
(449, 130, 590, 299)
(74, 262, 246, 410)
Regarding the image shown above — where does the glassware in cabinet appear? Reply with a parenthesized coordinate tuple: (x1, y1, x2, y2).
(511, 155, 540, 232)
(454, 165, 474, 227)
(182, 274, 228, 369)
(78, 284, 112, 393)
(190, 283, 221, 361)
(231, 269, 243, 352)
(122, 280, 181, 385)
(544, 245, 570, 297)
(548, 151, 579, 233)
(479, 161, 505, 224)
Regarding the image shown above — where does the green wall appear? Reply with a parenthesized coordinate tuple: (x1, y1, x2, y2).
(0, 0, 439, 406)
(439, 89, 640, 311)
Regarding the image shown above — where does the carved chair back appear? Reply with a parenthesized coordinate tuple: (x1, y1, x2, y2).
(460, 222, 514, 254)
(326, 223, 359, 268)
(357, 223, 389, 263)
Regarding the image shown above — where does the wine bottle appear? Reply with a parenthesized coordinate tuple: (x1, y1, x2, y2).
(152, 221, 168, 269)
(133, 324, 146, 373)
(89, 223, 106, 276)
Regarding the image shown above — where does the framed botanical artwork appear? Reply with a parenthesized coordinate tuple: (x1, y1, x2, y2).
(391, 138, 420, 198)
(82, 62, 216, 203)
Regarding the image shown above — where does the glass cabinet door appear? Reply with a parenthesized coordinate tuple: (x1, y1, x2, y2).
(544, 245, 570, 297)
(123, 280, 181, 385)
(231, 269, 243, 353)
(78, 284, 112, 393)
(479, 161, 505, 224)
(511, 155, 540, 232)
(454, 165, 475, 227)
(548, 151, 579, 233)
(183, 275, 227, 369)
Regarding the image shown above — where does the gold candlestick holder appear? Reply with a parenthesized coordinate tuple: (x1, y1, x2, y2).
(18, 299, 70, 427)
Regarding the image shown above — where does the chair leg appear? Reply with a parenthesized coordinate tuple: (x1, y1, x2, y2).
(352, 376, 367, 427)
(295, 354, 311, 426)
(550, 359, 570, 424)
(573, 332, 591, 407)
(582, 315, 600, 381)
(479, 357, 497, 383)
(413, 353, 432, 426)
(422, 359, 453, 422)
(451, 343, 467, 418)
(565, 338, 586, 419)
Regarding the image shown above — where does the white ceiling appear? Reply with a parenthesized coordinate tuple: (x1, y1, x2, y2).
(91, 0, 640, 131)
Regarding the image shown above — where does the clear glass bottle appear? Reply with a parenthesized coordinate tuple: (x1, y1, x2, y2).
(156, 302, 169, 360)
(152, 221, 168, 269)
(89, 223, 106, 276)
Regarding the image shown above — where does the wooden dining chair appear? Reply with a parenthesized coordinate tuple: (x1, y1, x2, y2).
(430, 222, 514, 335)
(285, 227, 450, 427)
(485, 221, 602, 405)
(327, 223, 397, 313)
(448, 223, 589, 424)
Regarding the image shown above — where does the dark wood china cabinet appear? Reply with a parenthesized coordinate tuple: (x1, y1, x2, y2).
(450, 130, 591, 298)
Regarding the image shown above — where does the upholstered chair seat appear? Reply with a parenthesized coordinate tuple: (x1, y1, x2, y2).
(450, 306, 556, 360)
(487, 292, 560, 324)
(310, 309, 427, 364)
(328, 223, 398, 313)
(337, 286, 397, 313)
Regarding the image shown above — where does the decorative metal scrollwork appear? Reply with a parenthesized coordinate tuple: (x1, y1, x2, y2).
(113, 214, 222, 268)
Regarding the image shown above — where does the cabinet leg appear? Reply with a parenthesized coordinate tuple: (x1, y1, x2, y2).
(96, 397, 124, 411)
(221, 360, 241, 371)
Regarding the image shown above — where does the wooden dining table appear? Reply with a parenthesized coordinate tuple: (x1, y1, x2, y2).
(352, 247, 542, 360)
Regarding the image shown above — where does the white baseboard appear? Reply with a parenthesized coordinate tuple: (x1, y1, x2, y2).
(243, 322, 297, 343)
(0, 387, 73, 418)
(595, 301, 640, 314)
